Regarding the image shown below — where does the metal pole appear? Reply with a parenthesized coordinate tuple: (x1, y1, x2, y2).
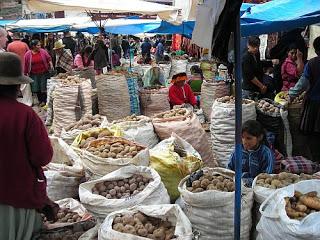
(233, 12, 242, 240)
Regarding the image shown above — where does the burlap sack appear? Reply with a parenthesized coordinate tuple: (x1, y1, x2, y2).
(139, 87, 170, 117)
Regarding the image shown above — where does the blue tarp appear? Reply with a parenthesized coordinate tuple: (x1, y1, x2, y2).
(241, 0, 320, 36)
(147, 21, 195, 38)
(0, 20, 17, 27)
(105, 22, 161, 35)
(12, 25, 72, 33)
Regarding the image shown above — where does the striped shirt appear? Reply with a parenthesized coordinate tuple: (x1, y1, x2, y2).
(56, 49, 73, 72)
(227, 144, 274, 187)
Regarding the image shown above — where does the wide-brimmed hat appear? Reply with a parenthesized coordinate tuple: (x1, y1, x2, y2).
(0, 52, 33, 85)
(53, 40, 65, 50)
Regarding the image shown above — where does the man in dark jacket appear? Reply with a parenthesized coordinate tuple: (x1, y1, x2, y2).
(141, 38, 152, 59)
(121, 36, 130, 58)
(62, 31, 76, 57)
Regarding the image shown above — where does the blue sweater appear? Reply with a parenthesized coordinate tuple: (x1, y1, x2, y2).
(227, 144, 274, 187)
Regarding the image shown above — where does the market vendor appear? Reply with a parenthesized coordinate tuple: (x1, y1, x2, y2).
(169, 72, 197, 108)
(53, 40, 73, 74)
(227, 120, 274, 187)
(289, 36, 320, 163)
(0, 52, 57, 239)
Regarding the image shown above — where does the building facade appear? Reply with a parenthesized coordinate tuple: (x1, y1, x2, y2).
(0, 0, 23, 19)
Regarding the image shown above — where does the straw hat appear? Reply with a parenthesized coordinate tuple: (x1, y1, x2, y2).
(53, 40, 65, 50)
(0, 52, 33, 85)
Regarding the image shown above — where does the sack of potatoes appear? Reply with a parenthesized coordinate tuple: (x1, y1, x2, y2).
(256, 99, 281, 115)
(85, 137, 145, 159)
(99, 204, 193, 240)
(64, 114, 106, 132)
(41, 198, 92, 229)
(216, 95, 252, 104)
(79, 166, 170, 219)
(55, 74, 86, 86)
(185, 168, 235, 193)
(153, 108, 188, 119)
(112, 114, 145, 124)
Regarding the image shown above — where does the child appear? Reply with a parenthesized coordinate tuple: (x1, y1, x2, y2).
(168, 72, 197, 108)
(227, 120, 274, 187)
(281, 44, 304, 91)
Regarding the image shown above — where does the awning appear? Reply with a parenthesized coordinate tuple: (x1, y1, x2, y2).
(0, 20, 18, 27)
(26, 0, 179, 21)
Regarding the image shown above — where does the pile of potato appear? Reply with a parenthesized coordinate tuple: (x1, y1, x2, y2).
(86, 139, 144, 158)
(78, 129, 113, 149)
(112, 211, 176, 239)
(285, 191, 320, 220)
(256, 172, 315, 189)
(113, 114, 142, 123)
(217, 96, 252, 104)
(186, 170, 235, 193)
(257, 99, 281, 114)
(92, 174, 153, 199)
(154, 108, 187, 119)
(42, 208, 82, 224)
(65, 114, 103, 131)
(278, 91, 305, 104)
(56, 75, 85, 86)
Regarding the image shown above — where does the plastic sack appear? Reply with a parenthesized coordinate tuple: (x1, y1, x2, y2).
(60, 116, 108, 145)
(126, 75, 141, 115)
(17, 84, 32, 106)
(79, 166, 170, 220)
(111, 116, 159, 148)
(170, 59, 188, 78)
(99, 204, 193, 240)
(210, 99, 256, 167)
(177, 168, 253, 240)
(152, 111, 216, 167)
(257, 180, 320, 240)
(45, 137, 84, 201)
(139, 87, 170, 117)
(149, 133, 203, 201)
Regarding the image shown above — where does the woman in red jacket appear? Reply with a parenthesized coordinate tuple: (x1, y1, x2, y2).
(169, 72, 197, 108)
(0, 53, 56, 240)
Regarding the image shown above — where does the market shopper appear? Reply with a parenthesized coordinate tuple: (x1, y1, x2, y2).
(0, 52, 56, 240)
(141, 37, 152, 59)
(62, 31, 76, 57)
(281, 44, 304, 91)
(74, 46, 94, 70)
(7, 32, 29, 71)
(289, 36, 320, 163)
(24, 39, 53, 104)
(155, 39, 165, 63)
(121, 36, 130, 58)
(92, 39, 109, 75)
(111, 50, 121, 67)
(0, 27, 8, 52)
(53, 40, 73, 74)
(227, 120, 274, 187)
(242, 36, 267, 100)
(169, 72, 197, 108)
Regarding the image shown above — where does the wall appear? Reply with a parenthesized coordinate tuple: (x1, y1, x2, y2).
(0, 0, 22, 19)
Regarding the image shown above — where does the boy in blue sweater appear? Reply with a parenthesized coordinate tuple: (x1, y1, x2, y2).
(227, 120, 274, 187)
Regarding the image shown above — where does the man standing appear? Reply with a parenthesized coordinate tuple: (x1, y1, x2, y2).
(121, 36, 130, 59)
(53, 40, 73, 74)
(62, 31, 76, 57)
(141, 38, 152, 59)
(7, 33, 29, 70)
(155, 39, 165, 63)
(0, 27, 8, 52)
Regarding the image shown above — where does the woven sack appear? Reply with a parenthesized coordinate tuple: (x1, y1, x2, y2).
(139, 87, 170, 117)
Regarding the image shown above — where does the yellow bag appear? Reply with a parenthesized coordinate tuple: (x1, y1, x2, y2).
(150, 133, 203, 201)
(274, 91, 289, 105)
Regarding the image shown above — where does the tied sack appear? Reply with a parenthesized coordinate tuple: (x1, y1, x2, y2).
(96, 74, 131, 121)
(79, 166, 170, 220)
(256, 180, 320, 240)
(80, 137, 149, 178)
(170, 59, 188, 78)
(139, 87, 170, 117)
(45, 137, 84, 201)
(200, 80, 230, 121)
(150, 133, 203, 201)
(177, 168, 253, 240)
(111, 116, 159, 148)
(152, 109, 216, 166)
(210, 98, 256, 167)
(99, 204, 193, 240)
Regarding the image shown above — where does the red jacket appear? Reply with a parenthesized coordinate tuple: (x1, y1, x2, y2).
(0, 97, 53, 209)
(169, 83, 197, 106)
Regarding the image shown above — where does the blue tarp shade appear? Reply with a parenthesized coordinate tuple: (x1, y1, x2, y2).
(0, 20, 17, 27)
(11, 25, 72, 33)
(147, 21, 195, 38)
(241, 0, 320, 36)
(105, 22, 161, 35)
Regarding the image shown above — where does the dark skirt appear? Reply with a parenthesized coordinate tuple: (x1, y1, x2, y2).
(300, 99, 320, 134)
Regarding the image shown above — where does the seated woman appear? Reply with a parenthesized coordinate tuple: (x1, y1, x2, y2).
(188, 65, 203, 93)
(227, 120, 274, 187)
(281, 44, 304, 91)
(169, 72, 197, 108)
(74, 46, 94, 70)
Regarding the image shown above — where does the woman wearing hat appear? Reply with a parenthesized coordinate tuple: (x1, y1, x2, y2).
(0, 52, 56, 239)
(53, 40, 73, 74)
(168, 72, 197, 108)
(24, 39, 53, 105)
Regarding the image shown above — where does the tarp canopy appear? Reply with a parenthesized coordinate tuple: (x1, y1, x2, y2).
(0, 20, 18, 27)
(5, 17, 91, 32)
(26, 0, 179, 21)
(241, 0, 320, 36)
(148, 21, 195, 37)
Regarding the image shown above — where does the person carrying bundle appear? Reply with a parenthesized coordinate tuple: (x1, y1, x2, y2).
(168, 72, 197, 108)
